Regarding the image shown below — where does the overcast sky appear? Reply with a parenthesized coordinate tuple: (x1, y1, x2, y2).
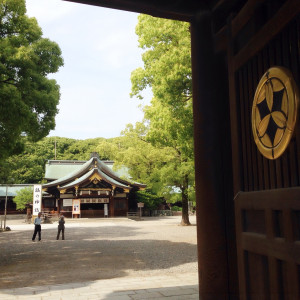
(25, 0, 150, 140)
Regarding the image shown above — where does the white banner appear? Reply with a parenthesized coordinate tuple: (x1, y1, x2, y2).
(63, 199, 73, 207)
(33, 185, 42, 215)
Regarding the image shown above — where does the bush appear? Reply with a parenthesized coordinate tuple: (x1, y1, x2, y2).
(171, 205, 182, 211)
(135, 190, 163, 210)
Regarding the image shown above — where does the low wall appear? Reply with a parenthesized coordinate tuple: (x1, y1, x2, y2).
(144, 210, 173, 216)
(171, 211, 182, 216)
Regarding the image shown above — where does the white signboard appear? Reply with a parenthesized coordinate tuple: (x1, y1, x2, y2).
(72, 199, 80, 215)
(137, 202, 144, 208)
(63, 199, 73, 207)
(80, 198, 109, 203)
(104, 204, 108, 216)
(33, 185, 42, 215)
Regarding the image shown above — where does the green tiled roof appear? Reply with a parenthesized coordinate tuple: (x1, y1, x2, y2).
(44, 160, 88, 180)
(44, 160, 126, 180)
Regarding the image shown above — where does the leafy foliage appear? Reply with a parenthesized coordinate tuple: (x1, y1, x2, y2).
(0, 0, 63, 160)
(130, 15, 194, 225)
(0, 136, 103, 183)
(171, 206, 182, 212)
(13, 186, 33, 210)
(135, 190, 162, 210)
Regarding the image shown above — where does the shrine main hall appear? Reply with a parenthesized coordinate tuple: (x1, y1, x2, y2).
(42, 153, 146, 217)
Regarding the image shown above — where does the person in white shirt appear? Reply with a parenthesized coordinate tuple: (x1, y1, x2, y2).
(32, 212, 42, 242)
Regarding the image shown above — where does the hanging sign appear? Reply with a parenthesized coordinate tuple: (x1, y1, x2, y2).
(80, 198, 109, 203)
(33, 185, 42, 216)
(72, 199, 81, 215)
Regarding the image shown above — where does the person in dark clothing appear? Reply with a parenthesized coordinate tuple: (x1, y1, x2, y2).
(32, 212, 42, 242)
(57, 215, 65, 240)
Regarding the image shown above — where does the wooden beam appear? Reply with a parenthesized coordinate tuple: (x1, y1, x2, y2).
(214, 0, 266, 53)
(64, 0, 202, 22)
(233, 0, 300, 71)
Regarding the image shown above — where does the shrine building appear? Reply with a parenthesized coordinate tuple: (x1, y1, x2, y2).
(42, 153, 146, 217)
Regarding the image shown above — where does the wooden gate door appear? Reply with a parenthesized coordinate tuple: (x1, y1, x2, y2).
(227, 1, 300, 299)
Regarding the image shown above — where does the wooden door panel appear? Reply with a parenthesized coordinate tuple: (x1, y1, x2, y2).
(227, 2, 300, 298)
(235, 189, 300, 299)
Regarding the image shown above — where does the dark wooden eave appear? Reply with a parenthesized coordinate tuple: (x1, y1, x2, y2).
(64, 0, 246, 23)
(64, 0, 210, 22)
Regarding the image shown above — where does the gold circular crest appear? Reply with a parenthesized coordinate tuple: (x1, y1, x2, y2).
(252, 67, 299, 159)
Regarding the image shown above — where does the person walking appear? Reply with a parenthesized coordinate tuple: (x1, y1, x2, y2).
(57, 215, 65, 240)
(32, 212, 42, 242)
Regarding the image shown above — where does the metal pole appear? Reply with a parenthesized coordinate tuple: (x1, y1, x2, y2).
(4, 185, 8, 229)
(54, 137, 57, 160)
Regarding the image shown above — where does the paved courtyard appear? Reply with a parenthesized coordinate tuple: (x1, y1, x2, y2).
(0, 215, 199, 299)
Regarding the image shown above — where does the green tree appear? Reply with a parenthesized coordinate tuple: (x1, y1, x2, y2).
(118, 124, 175, 194)
(135, 190, 162, 210)
(130, 15, 194, 225)
(13, 186, 33, 210)
(0, 0, 63, 160)
(0, 136, 62, 184)
(0, 136, 105, 183)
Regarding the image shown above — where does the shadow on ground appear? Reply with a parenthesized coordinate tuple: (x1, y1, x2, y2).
(0, 225, 197, 289)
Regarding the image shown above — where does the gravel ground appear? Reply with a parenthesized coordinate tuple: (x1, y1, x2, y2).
(0, 215, 198, 289)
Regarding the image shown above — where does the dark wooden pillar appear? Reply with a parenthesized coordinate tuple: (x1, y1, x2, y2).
(191, 12, 237, 299)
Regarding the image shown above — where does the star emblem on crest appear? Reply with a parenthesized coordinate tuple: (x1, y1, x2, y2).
(256, 82, 287, 148)
(252, 67, 299, 159)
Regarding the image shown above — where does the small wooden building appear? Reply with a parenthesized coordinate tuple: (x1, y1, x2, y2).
(42, 153, 146, 217)
(0, 184, 33, 214)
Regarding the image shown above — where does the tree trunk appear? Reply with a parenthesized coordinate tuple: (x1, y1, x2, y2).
(181, 175, 190, 225)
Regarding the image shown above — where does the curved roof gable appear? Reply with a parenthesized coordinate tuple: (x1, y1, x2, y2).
(58, 167, 132, 191)
(43, 156, 146, 190)
(43, 157, 94, 189)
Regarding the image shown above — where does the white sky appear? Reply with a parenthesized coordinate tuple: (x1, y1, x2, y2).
(25, 0, 150, 140)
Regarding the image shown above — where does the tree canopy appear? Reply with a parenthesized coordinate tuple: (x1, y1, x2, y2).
(13, 186, 33, 210)
(130, 15, 194, 225)
(0, 136, 104, 184)
(0, 0, 63, 160)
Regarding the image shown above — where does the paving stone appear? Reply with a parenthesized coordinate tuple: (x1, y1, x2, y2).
(129, 291, 163, 300)
(41, 296, 63, 300)
(0, 296, 21, 300)
(103, 295, 132, 300)
(110, 290, 137, 296)
(160, 288, 198, 297)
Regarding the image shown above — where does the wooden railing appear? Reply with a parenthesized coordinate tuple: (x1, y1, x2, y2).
(127, 212, 141, 220)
